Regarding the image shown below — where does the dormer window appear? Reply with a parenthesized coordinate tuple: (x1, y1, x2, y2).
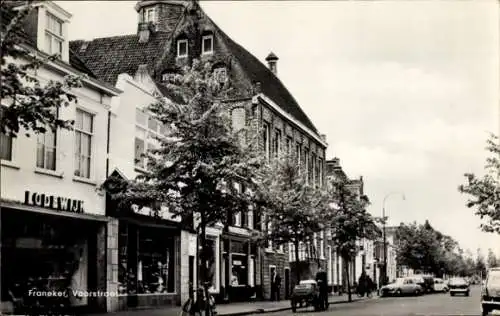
(142, 7, 156, 23)
(202, 34, 214, 55)
(45, 13, 64, 56)
(177, 39, 188, 58)
(213, 67, 228, 84)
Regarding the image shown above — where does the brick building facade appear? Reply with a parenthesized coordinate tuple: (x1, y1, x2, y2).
(71, 0, 328, 307)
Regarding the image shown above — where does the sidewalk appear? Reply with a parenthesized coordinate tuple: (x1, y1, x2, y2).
(89, 294, 374, 316)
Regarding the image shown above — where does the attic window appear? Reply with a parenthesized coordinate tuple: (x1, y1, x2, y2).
(213, 67, 227, 84)
(202, 35, 213, 55)
(177, 39, 188, 58)
(45, 13, 64, 57)
(143, 7, 156, 23)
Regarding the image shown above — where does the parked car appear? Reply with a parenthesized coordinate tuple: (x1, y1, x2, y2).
(433, 278, 449, 293)
(380, 277, 423, 297)
(290, 280, 324, 313)
(413, 275, 435, 293)
(481, 267, 500, 316)
(448, 277, 470, 297)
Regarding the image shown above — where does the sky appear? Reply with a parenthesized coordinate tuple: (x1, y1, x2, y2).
(55, 0, 500, 256)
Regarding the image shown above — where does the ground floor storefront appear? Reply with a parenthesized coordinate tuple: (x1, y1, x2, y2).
(0, 203, 109, 315)
(218, 231, 258, 303)
(106, 216, 185, 312)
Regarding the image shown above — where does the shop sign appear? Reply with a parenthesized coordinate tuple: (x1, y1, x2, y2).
(24, 190, 84, 214)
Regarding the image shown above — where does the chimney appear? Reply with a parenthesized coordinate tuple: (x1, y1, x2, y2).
(265, 52, 279, 76)
(320, 134, 327, 142)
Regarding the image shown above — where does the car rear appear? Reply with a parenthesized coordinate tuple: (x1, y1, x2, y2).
(482, 268, 500, 316)
(449, 278, 470, 296)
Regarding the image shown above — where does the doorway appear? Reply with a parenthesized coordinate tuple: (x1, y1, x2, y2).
(284, 268, 290, 299)
(269, 265, 276, 300)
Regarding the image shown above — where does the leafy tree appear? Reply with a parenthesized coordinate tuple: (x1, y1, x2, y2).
(256, 154, 327, 285)
(395, 221, 470, 278)
(458, 134, 500, 234)
(108, 60, 262, 314)
(487, 248, 498, 268)
(327, 175, 380, 302)
(1, 1, 83, 136)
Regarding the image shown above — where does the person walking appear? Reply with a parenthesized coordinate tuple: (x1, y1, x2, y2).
(315, 266, 328, 311)
(275, 272, 282, 301)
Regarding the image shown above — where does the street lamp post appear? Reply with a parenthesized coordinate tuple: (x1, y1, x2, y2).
(382, 192, 405, 286)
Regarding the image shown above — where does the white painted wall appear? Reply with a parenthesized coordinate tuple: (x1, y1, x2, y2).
(1, 63, 113, 217)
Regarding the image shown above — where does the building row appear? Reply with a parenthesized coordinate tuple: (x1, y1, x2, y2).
(0, 0, 382, 314)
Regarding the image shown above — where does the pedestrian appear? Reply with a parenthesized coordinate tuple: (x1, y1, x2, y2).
(275, 272, 282, 301)
(315, 266, 328, 310)
(271, 270, 280, 301)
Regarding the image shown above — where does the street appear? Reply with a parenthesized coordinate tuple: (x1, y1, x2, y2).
(269, 286, 498, 316)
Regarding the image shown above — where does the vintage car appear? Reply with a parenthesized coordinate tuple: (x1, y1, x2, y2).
(290, 280, 324, 312)
(481, 267, 500, 316)
(380, 277, 423, 297)
(448, 277, 470, 297)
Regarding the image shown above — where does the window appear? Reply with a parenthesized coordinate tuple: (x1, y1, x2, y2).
(177, 39, 188, 58)
(118, 223, 176, 294)
(202, 34, 214, 55)
(320, 231, 325, 258)
(296, 142, 302, 167)
(231, 107, 246, 132)
(74, 109, 93, 178)
(135, 108, 166, 169)
(232, 182, 242, 227)
(267, 221, 273, 250)
(318, 158, 323, 187)
(311, 153, 317, 186)
(262, 122, 270, 160)
(272, 129, 281, 157)
(143, 7, 156, 23)
(304, 149, 309, 183)
(213, 67, 228, 84)
(286, 136, 292, 155)
(0, 132, 12, 161)
(36, 127, 57, 170)
(45, 13, 63, 56)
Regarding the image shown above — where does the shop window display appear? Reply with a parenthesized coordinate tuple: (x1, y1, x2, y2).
(118, 223, 176, 294)
(1, 212, 90, 310)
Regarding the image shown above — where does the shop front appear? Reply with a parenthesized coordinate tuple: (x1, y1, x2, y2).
(220, 232, 257, 302)
(115, 218, 180, 310)
(0, 195, 109, 315)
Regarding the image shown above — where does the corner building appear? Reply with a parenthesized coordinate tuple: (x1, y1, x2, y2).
(72, 0, 328, 307)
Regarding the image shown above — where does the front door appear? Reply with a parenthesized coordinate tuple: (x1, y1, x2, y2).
(284, 268, 290, 299)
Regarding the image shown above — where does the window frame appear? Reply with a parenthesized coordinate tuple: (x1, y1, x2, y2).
(177, 39, 188, 58)
(201, 34, 214, 55)
(143, 7, 156, 23)
(135, 108, 166, 170)
(45, 12, 64, 57)
(273, 128, 281, 157)
(36, 126, 57, 171)
(262, 121, 270, 161)
(0, 132, 13, 162)
(74, 109, 94, 179)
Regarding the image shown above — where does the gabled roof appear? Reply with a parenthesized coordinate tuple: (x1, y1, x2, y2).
(69, 3, 319, 135)
(70, 32, 172, 86)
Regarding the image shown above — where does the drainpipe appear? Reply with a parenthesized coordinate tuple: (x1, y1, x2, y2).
(106, 110, 111, 177)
